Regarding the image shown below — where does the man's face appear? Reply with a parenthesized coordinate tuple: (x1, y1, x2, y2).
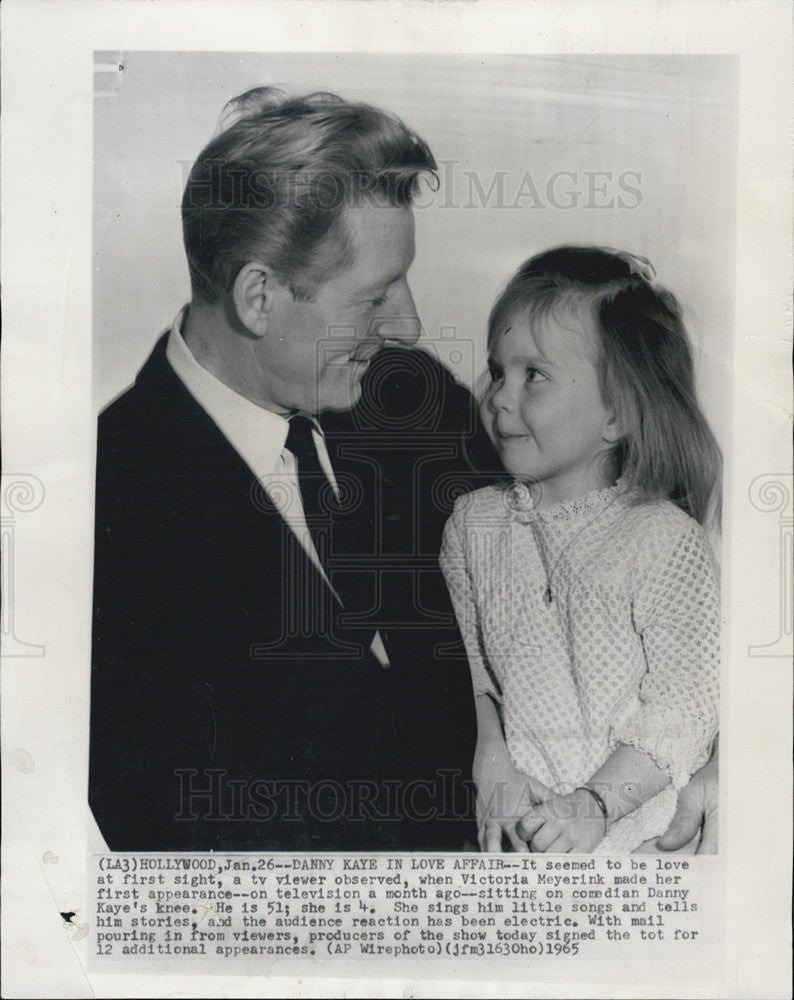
(254, 202, 420, 414)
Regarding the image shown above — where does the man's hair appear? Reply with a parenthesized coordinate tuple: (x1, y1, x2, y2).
(181, 87, 437, 303)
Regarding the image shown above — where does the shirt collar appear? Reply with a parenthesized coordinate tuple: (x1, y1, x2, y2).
(166, 305, 292, 478)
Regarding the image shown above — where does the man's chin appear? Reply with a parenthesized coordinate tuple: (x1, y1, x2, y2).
(317, 375, 364, 414)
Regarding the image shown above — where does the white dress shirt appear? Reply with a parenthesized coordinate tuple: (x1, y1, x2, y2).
(166, 307, 390, 666)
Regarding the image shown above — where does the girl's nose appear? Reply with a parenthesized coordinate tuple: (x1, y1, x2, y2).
(487, 379, 513, 413)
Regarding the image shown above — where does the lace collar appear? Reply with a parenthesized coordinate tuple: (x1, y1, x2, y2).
(502, 480, 625, 524)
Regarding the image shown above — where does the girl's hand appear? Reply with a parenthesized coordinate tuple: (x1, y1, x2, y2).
(518, 745, 671, 852)
(517, 788, 607, 853)
(474, 740, 548, 852)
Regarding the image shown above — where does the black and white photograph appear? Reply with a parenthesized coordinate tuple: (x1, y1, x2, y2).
(1, 2, 791, 997)
(89, 50, 730, 857)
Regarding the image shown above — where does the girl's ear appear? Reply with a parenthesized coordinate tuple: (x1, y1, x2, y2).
(232, 262, 278, 338)
(602, 411, 623, 444)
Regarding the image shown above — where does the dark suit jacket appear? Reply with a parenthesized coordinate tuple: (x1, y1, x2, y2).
(89, 335, 501, 851)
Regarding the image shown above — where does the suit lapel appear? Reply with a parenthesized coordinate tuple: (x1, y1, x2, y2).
(135, 334, 339, 605)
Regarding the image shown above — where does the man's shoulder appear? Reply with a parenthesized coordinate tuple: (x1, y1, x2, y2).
(325, 346, 481, 436)
(99, 333, 169, 417)
(98, 332, 205, 448)
(95, 333, 223, 493)
(367, 345, 474, 422)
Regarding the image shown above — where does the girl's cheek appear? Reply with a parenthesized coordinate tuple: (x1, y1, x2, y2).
(479, 394, 494, 430)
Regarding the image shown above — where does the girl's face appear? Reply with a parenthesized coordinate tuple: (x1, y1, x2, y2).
(480, 305, 619, 508)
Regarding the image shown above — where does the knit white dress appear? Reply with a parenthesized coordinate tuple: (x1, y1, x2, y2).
(440, 482, 720, 853)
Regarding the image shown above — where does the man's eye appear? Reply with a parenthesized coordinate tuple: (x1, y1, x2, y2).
(371, 294, 388, 308)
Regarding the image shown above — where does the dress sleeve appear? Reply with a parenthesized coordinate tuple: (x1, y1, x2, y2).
(611, 515, 720, 788)
(439, 500, 502, 703)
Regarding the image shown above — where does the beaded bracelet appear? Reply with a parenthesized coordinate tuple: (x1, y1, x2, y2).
(575, 786, 609, 832)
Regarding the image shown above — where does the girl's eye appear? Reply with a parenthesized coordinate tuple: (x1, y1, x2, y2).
(526, 367, 546, 383)
(487, 364, 503, 383)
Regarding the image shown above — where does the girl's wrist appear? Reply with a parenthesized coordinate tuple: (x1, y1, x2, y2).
(574, 785, 610, 832)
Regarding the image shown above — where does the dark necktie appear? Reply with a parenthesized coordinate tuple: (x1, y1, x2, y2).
(286, 416, 379, 660)
(284, 415, 335, 566)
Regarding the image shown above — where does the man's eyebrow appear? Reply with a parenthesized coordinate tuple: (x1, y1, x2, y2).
(362, 270, 406, 294)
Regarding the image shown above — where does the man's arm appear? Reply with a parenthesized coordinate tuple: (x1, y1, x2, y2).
(88, 394, 218, 851)
(474, 694, 548, 852)
(657, 739, 719, 853)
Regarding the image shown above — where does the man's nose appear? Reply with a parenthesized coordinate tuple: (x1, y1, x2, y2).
(373, 280, 422, 346)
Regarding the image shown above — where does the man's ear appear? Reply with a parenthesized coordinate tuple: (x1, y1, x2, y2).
(232, 263, 279, 338)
